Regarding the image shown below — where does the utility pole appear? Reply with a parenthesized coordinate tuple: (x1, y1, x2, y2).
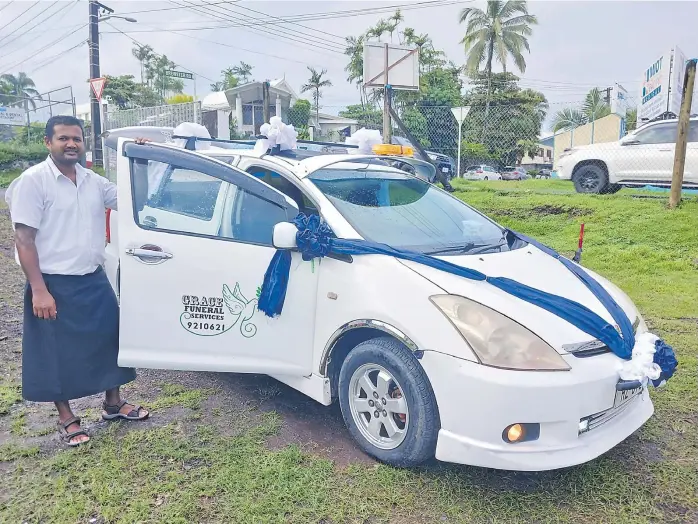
(88, 0, 107, 167)
(262, 80, 270, 124)
(669, 58, 696, 209)
(382, 43, 392, 144)
(603, 86, 612, 106)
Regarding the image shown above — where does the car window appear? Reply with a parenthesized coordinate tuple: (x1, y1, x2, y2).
(309, 166, 523, 255)
(634, 123, 677, 145)
(130, 159, 295, 245)
(246, 165, 318, 216)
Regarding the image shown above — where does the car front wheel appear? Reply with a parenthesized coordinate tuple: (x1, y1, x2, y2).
(573, 163, 610, 193)
(338, 337, 440, 468)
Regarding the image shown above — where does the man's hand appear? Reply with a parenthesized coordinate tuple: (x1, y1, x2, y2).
(134, 137, 152, 145)
(32, 288, 57, 320)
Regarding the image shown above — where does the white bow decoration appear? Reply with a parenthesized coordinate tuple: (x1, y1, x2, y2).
(254, 116, 298, 154)
(345, 127, 383, 154)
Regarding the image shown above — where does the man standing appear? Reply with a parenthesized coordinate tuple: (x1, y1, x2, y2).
(5, 115, 149, 447)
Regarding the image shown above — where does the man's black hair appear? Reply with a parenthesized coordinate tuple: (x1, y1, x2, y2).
(45, 115, 84, 140)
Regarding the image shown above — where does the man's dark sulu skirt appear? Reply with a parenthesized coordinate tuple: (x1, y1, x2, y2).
(22, 266, 136, 402)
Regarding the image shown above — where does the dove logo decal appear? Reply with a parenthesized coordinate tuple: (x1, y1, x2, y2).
(179, 283, 260, 338)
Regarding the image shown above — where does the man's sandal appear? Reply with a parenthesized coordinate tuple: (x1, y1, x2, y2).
(57, 416, 90, 447)
(101, 400, 149, 421)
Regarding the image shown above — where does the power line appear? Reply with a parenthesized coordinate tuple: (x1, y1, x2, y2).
(168, 0, 345, 56)
(116, 0, 236, 17)
(229, 3, 345, 42)
(104, 21, 219, 84)
(0, 1, 75, 50)
(0, 23, 88, 74)
(196, 0, 346, 52)
(27, 39, 88, 75)
(0, 1, 39, 33)
(0, 1, 15, 14)
(101, 0, 463, 34)
(106, 19, 332, 72)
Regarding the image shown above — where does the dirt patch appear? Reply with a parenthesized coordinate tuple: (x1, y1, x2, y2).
(530, 204, 592, 217)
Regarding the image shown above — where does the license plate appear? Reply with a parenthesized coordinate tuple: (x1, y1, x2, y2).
(614, 385, 642, 408)
(441, 167, 449, 173)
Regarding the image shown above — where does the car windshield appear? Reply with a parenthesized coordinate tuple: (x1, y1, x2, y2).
(308, 166, 525, 255)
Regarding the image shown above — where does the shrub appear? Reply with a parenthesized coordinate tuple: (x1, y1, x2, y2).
(0, 142, 46, 170)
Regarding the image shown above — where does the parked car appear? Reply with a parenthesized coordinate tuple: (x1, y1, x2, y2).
(392, 136, 456, 180)
(537, 168, 552, 178)
(101, 127, 657, 472)
(500, 166, 529, 180)
(463, 164, 502, 180)
(557, 117, 698, 193)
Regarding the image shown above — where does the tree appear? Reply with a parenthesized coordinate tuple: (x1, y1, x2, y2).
(463, 72, 548, 165)
(551, 88, 611, 132)
(339, 104, 382, 129)
(288, 99, 311, 128)
(0, 72, 41, 110)
(301, 67, 332, 127)
(132, 44, 154, 84)
(231, 61, 253, 84)
(551, 108, 587, 132)
(626, 107, 637, 132)
(210, 81, 225, 92)
(167, 93, 194, 104)
(516, 138, 539, 163)
(459, 1, 537, 119)
(103, 74, 162, 109)
(146, 54, 184, 97)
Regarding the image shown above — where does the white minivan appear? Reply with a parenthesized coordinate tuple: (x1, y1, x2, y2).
(101, 128, 660, 471)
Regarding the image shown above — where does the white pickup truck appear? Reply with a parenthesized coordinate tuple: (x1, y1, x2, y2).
(556, 117, 698, 193)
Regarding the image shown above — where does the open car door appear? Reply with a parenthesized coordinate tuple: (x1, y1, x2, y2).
(115, 139, 320, 375)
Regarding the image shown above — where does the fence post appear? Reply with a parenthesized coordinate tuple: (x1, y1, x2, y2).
(669, 58, 696, 209)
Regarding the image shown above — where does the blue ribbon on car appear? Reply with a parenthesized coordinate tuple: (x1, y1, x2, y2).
(258, 213, 677, 385)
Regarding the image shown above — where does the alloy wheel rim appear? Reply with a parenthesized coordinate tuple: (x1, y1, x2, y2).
(348, 364, 409, 450)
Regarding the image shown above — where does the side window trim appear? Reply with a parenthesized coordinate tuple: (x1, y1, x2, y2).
(123, 142, 288, 209)
(244, 161, 322, 212)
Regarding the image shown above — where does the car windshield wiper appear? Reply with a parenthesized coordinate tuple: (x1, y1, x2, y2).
(424, 243, 486, 255)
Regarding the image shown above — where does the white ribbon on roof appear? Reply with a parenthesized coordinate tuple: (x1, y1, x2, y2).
(253, 116, 298, 155)
(345, 127, 383, 154)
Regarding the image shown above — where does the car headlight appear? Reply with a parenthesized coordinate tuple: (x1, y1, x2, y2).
(430, 295, 571, 371)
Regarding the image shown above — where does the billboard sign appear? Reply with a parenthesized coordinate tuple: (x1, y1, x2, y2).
(638, 46, 697, 123)
(363, 42, 420, 91)
(611, 83, 629, 117)
(637, 51, 671, 122)
(0, 106, 27, 126)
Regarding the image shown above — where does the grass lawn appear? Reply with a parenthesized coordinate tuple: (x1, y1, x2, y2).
(0, 180, 696, 523)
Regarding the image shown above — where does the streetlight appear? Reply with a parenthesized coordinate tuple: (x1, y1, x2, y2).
(98, 15, 137, 23)
(88, 0, 137, 167)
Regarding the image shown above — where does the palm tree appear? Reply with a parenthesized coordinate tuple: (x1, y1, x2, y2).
(387, 9, 403, 42)
(551, 88, 611, 132)
(551, 108, 587, 132)
(210, 81, 225, 92)
(0, 72, 41, 110)
(459, 1, 537, 116)
(582, 87, 611, 121)
(131, 44, 154, 84)
(301, 67, 332, 129)
(626, 107, 637, 131)
(231, 61, 253, 84)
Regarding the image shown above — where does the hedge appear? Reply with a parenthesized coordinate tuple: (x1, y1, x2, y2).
(0, 142, 47, 171)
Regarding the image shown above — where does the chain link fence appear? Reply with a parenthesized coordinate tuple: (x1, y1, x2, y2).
(323, 103, 697, 195)
(104, 101, 202, 131)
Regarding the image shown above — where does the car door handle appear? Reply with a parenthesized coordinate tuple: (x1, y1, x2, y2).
(659, 148, 672, 152)
(126, 246, 173, 264)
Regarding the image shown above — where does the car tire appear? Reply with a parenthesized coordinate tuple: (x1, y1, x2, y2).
(338, 337, 440, 468)
(572, 163, 609, 194)
(606, 183, 622, 194)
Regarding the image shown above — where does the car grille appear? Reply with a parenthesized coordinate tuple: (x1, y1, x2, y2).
(563, 317, 640, 358)
(579, 394, 640, 433)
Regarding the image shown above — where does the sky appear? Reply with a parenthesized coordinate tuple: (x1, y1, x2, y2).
(1, 0, 697, 132)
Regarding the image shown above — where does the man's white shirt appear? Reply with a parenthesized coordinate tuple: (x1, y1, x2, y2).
(5, 156, 117, 275)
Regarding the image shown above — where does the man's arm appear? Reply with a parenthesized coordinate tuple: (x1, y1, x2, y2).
(15, 224, 56, 320)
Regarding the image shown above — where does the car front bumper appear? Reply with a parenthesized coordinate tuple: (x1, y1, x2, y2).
(556, 157, 574, 180)
(419, 350, 653, 471)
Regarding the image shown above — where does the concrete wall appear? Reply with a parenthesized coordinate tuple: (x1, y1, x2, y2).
(553, 113, 623, 169)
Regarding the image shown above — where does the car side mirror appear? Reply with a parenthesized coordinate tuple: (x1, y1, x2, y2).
(272, 222, 298, 249)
